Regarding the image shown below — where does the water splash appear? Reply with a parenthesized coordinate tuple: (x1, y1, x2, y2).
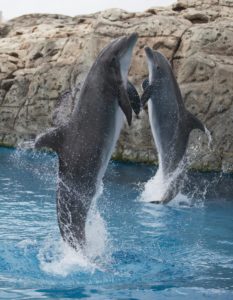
(141, 162, 185, 204)
(38, 206, 110, 277)
(10, 146, 110, 277)
(9, 147, 58, 185)
(17, 140, 35, 150)
(38, 239, 95, 276)
(142, 125, 214, 204)
(204, 126, 213, 149)
(86, 199, 109, 260)
(38, 184, 111, 277)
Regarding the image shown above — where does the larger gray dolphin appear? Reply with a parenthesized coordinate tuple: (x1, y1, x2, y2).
(35, 33, 139, 249)
(141, 47, 205, 203)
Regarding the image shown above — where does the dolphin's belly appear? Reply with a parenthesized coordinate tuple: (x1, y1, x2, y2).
(97, 106, 124, 185)
(148, 100, 163, 169)
(148, 98, 180, 172)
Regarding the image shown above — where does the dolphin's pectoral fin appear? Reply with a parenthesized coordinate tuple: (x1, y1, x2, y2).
(186, 111, 205, 133)
(118, 83, 132, 126)
(111, 57, 132, 125)
(142, 78, 149, 90)
(35, 126, 65, 153)
(141, 84, 154, 107)
(127, 81, 141, 116)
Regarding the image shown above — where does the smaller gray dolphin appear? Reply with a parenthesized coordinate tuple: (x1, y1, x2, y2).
(35, 33, 139, 249)
(141, 48, 205, 203)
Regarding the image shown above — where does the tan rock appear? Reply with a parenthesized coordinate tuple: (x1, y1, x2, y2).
(0, 1, 233, 172)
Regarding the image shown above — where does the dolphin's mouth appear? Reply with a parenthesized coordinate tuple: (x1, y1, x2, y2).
(145, 47, 154, 61)
(145, 47, 156, 83)
(145, 47, 168, 83)
(145, 47, 161, 70)
(119, 33, 138, 86)
(145, 48, 172, 79)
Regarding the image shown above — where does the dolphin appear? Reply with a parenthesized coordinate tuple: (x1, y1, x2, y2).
(141, 47, 205, 203)
(35, 33, 139, 249)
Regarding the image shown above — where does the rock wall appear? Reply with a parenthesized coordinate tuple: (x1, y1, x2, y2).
(0, 0, 233, 172)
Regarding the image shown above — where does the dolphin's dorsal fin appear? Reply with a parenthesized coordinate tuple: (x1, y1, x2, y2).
(141, 84, 155, 107)
(35, 126, 65, 153)
(186, 111, 205, 133)
(127, 81, 141, 116)
(142, 78, 149, 91)
(118, 83, 132, 125)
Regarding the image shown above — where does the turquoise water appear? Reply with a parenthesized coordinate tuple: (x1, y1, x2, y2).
(0, 147, 233, 299)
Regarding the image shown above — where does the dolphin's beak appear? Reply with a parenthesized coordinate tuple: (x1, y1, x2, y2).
(119, 33, 138, 85)
(145, 47, 161, 68)
(144, 47, 157, 82)
(146, 49, 172, 71)
(119, 33, 138, 60)
(127, 32, 138, 48)
(145, 47, 153, 59)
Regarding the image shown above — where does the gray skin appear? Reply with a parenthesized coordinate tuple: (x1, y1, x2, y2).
(141, 47, 205, 203)
(35, 33, 138, 249)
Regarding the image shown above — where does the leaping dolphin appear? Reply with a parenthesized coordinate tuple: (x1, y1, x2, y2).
(141, 48, 205, 203)
(35, 33, 139, 249)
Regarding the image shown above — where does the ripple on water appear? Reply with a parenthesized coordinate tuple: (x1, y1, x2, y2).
(0, 148, 233, 299)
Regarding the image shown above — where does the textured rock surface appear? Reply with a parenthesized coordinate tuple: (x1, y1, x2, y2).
(0, 0, 233, 172)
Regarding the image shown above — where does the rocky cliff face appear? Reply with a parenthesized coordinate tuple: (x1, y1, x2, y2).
(0, 0, 233, 172)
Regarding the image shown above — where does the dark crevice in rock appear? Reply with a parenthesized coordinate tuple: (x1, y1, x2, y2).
(0, 25, 11, 37)
(32, 52, 43, 60)
(12, 98, 28, 129)
(170, 26, 191, 68)
(1, 79, 15, 91)
(172, 5, 187, 12)
(6, 73, 16, 80)
(184, 15, 209, 24)
(189, 18, 209, 24)
(47, 49, 59, 57)
(77, 18, 86, 24)
(152, 41, 164, 50)
(9, 52, 19, 58)
(1, 134, 6, 143)
(146, 9, 157, 15)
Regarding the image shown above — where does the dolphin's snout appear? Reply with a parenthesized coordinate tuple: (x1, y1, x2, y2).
(145, 47, 168, 69)
(144, 47, 160, 69)
(144, 47, 154, 60)
(127, 32, 138, 47)
(119, 33, 138, 82)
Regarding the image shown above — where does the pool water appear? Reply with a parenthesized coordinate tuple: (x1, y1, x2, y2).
(0, 147, 233, 299)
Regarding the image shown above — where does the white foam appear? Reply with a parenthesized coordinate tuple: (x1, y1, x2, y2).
(86, 204, 109, 259)
(17, 239, 37, 249)
(141, 162, 185, 203)
(141, 167, 166, 202)
(167, 193, 191, 207)
(17, 140, 35, 149)
(38, 239, 96, 276)
(38, 197, 111, 277)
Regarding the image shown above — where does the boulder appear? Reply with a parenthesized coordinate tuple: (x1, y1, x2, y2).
(0, 0, 233, 172)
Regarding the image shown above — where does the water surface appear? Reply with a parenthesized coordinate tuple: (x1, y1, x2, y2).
(0, 147, 233, 299)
